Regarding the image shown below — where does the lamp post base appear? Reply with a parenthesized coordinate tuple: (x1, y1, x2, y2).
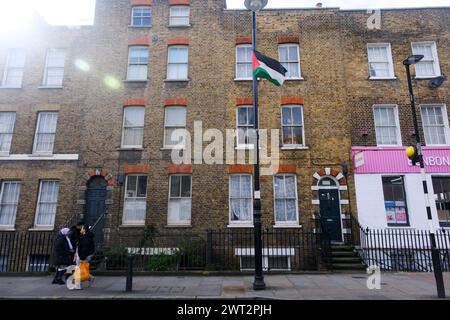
(253, 276, 266, 291)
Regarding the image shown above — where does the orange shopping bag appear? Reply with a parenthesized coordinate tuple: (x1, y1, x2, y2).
(74, 262, 90, 282)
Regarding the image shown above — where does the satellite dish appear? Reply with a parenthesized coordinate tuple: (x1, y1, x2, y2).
(428, 75, 445, 89)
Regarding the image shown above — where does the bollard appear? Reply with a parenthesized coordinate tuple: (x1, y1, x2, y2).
(126, 254, 134, 292)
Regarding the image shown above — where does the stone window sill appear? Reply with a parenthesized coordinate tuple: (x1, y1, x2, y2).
(165, 224, 192, 228)
(38, 86, 63, 89)
(273, 224, 302, 229)
(227, 224, 254, 228)
(128, 25, 152, 28)
(123, 79, 148, 83)
(0, 86, 22, 89)
(120, 224, 146, 228)
(0, 227, 15, 231)
(29, 227, 54, 231)
(164, 79, 190, 83)
(281, 146, 309, 150)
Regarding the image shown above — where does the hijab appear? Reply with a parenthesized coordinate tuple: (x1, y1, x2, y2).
(60, 228, 73, 250)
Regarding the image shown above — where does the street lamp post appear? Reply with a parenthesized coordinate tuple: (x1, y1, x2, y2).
(244, 0, 268, 291)
(403, 55, 446, 299)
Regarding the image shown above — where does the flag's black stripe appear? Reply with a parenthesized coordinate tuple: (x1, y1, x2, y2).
(254, 50, 287, 75)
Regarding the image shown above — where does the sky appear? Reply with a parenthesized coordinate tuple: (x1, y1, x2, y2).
(0, 0, 449, 27)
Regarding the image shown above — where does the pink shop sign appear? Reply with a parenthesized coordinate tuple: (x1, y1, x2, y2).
(352, 147, 450, 174)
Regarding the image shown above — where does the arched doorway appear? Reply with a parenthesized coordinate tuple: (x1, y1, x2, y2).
(85, 176, 107, 228)
(318, 176, 343, 242)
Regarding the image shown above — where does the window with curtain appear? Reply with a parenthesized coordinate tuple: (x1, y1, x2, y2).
(278, 44, 301, 79)
(168, 175, 192, 225)
(35, 180, 59, 227)
(229, 175, 253, 224)
(367, 43, 395, 78)
(127, 46, 148, 80)
(281, 105, 304, 146)
(0, 181, 21, 227)
(164, 107, 187, 148)
(412, 42, 441, 78)
(373, 105, 401, 146)
(167, 46, 188, 80)
(274, 175, 298, 225)
(382, 176, 409, 226)
(237, 105, 255, 148)
(122, 107, 145, 148)
(421, 105, 448, 146)
(2, 49, 26, 88)
(0, 112, 16, 154)
(42, 48, 66, 86)
(236, 45, 252, 79)
(131, 6, 152, 26)
(123, 175, 147, 225)
(169, 6, 190, 26)
(27, 255, 50, 272)
(432, 176, 450, 227)
(33, 112, 58, 154)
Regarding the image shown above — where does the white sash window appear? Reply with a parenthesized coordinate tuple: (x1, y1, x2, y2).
(0, 181, 21, 228)
(35, 181, 59, 228)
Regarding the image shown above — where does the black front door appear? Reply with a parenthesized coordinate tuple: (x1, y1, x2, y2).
(85, 177, 107, 228)
(319, 189, 342, 242)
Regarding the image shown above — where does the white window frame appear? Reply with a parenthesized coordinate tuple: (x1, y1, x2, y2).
(167, 174, 192, 226)
(273, 174, 299, 227)
(127, 46, 149, 81)
(34, 180, 59, 229)
(281, 105, 305, 147)
(121, 107, 145, 149)
(32, 112, 58, 155)
(278, 44, 302, 80)
(235, 44, 253, 80)
(0, 181, 21, 228)
(420, 104, 450, 146)
(164, 106, 187, 149)
(42, 48, 66, 87)
(228, 174, 253, 226)
(367, 43, 395, 80)
(373, 104, 402, 147)
(122, 175, 148, 226)
(1, 49, 26, 88)
(411, 41, 441, 79)
(236, 105, 256, 149)
(0, 112, 16, 155)
(131, 6, 152, 27)
(166, 45, 189, 80)
(169, 5, 190, 26)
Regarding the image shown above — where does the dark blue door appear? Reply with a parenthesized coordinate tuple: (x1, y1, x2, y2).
(319, 189, 342, 242)
(85, 177, 107, 228)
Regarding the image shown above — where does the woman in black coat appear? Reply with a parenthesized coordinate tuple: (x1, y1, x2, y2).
(52, 228, 74, 285)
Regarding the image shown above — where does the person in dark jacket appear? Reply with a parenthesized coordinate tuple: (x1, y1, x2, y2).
(52, 228, 74, 285)
(69, 222, 84, 253)
(77, 226, 95, 262)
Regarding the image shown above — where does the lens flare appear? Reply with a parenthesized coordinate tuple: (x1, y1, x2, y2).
(103, 75, 122, 90)
(74, 59, 90, 72)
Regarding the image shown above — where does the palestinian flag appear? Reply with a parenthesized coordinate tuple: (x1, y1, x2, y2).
(252, 50, 287, 87)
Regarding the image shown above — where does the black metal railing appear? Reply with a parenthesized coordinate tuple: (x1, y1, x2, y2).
(206, 228, 325, 271)
(0, 231, 55, 273)
(358, 228, 450, 272)
(98, 230, 207, 272)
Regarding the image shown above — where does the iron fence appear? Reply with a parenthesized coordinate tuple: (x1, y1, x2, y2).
(358, 227, 450, 272)
(0, 231, 55, 273)
(206, 228, 326, 271)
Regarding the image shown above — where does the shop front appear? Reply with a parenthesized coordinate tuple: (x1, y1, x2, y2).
(352, 147, 450, 230)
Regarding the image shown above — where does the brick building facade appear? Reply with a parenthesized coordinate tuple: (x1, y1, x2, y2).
(0, 1, 449, 247)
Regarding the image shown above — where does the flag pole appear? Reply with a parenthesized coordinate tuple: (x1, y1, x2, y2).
(251, 9, 266, 291)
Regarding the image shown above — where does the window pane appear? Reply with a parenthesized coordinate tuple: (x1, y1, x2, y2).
(169, 47, 188, 63)
(0, 181, 21, 226)
(274, 175, 285, 198)
(126, 176, 137, 197)
(292, 107, 302, 125)
(123, 199, 146, 223)
(36, 181, 59, 226)
(170, 176, 181, 197)
(279, 46, 288, 61)
(382, 176, 408, 225)
(181, 176, 191, 197)
(137, 176, 147, 197)
(0, 112, 15, 153)
(124, 107, 145, 127)
(166, 107, 186, 127)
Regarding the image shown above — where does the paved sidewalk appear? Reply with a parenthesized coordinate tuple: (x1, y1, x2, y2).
(0, 273, 448, 300)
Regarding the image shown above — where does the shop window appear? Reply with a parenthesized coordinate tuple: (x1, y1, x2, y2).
(382, 176, 409, 226)
(432, 176, 450, 227)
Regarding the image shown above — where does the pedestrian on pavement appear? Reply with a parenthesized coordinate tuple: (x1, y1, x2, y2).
(52, 227, 74, 285)
(77, 225, 95, 263)
(69, 221, 84, 262)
